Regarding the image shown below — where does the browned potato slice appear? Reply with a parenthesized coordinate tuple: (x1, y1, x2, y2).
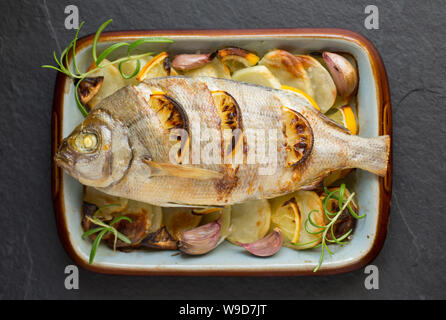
(281, 106, 314, 167)
(270, 190, 325, 250)
(141, 226, 178, 250)
(259, 50, 313, 97)
(295, 55, 337, 113)
(227, 199, 271, 244)
(162, 207, 202, 240)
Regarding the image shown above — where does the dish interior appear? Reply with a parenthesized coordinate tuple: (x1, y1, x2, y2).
(60, 35, 380, 273)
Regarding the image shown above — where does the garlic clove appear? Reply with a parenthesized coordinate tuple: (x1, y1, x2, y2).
(171, 53, 213, 71)
(237, 228, 283, 257)
(178, 218, 221, 255)
(322, 52, 358, 98)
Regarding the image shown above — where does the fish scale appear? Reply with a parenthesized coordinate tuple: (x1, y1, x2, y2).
(55, 76, 390, 206)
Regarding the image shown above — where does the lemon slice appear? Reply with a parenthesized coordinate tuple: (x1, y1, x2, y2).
(136, 52, 173, 81)
(282, 106, 314, 167)
(217, 47, 260, 73)
(325, 105, 358, 135)
(232, 65, 281, 89)
(270, 190, 325, 250)
(211, 90, 244, 159)
(271, 197, 301, 243)
(282, 85, 320, 111)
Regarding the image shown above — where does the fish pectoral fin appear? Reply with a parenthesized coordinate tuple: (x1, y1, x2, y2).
(143, 159, 223, 180)
(163, 202, 225, 209)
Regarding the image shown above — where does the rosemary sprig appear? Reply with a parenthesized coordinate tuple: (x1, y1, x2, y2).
(41, 19, 174, 117)
(293, 183, 365, 272)
(81, 204, 133, 264)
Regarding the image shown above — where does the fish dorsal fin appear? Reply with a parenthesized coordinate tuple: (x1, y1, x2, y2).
(143, 159, 223, 180)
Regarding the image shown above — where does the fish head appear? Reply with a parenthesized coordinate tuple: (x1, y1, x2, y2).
(55, 111, 132, 188)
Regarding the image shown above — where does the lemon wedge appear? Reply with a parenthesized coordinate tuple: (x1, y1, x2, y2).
(271, 197, 301, 243)
(325, 105, 358, 135)
(136, 52, 174, 81)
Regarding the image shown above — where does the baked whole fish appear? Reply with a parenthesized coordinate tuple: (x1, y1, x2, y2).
(55, 76, 389, 206)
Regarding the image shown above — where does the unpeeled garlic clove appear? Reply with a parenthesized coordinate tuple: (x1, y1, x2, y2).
(178, 218, 221, 255)
(237, 228, 283, 257)
(171, 53, 213, 71)
(322, 52, 358, 98)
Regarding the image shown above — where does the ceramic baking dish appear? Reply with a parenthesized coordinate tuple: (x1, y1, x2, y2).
(51, 29, 392, 276)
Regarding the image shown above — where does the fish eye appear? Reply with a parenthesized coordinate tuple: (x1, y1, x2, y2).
(72, 131, 99, 153)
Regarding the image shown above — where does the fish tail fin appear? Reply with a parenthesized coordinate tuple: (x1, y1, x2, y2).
(348, 135, 390, 176)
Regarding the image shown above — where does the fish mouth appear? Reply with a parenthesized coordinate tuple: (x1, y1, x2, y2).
(54, 149, 75, 173)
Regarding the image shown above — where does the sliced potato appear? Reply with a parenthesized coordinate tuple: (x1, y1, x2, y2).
(87, 59, 127, 109)
(259, 50, 313, 96)
(295, 55, 337, 113)
(270, 190, 325, 250)
(227, 199, 271, 244)
(232, 65, 281, 89)
(162, 207, 202, 240)
(183, 57, 231, 79)
(83, 186, 128, 219)
(200, 206, 232, 240)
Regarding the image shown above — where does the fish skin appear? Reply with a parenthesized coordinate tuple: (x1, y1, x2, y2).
(55, 76, 389, 206)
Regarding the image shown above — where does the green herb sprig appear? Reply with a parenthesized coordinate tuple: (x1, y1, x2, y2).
(41, 19, 173, 117)
(81, 204, 133, 264)
(293, 183, 365, 272)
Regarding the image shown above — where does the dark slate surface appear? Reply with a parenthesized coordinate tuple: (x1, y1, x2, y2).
(0, 0, 445, 300)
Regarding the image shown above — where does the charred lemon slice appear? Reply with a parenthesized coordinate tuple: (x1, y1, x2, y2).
(271, 197, 301, 243)
(281, 106, 314, 167)
(282, 85, 320, 111)
(217, 47, 260, 73)
(325, 105, 358, 135)
(149, 93, 190, 163)
(136, 52, 176, 81)
(211, 91, 244, 160)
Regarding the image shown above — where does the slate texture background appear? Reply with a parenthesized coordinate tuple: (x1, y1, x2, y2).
(0, 0, 445, 300)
